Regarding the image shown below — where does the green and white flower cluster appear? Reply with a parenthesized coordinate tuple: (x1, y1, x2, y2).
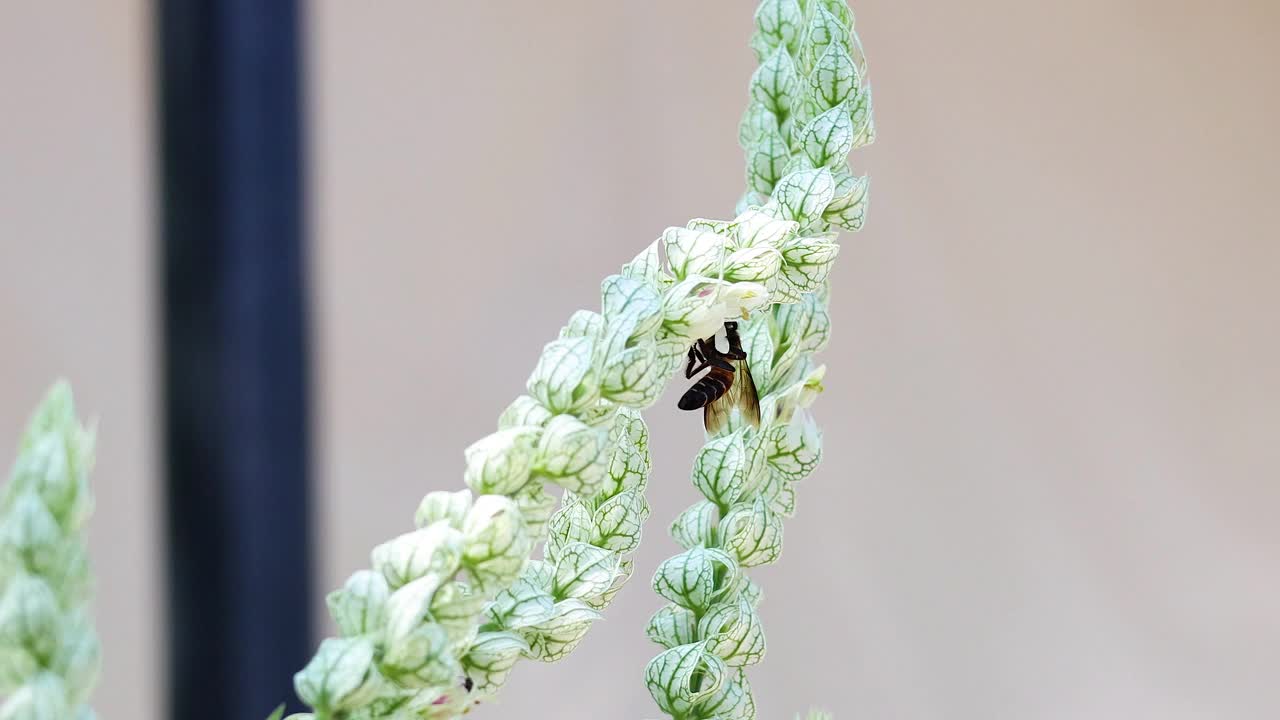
(290, 290, 665, 719)
(290, 218, 839, 719)
(0, 382, 99, 720)
(290, 0, 871, 718)
(644, 1, 872, 718)
(644, 296, 831, 720)
(290, 273, 775, 718)
(740, 0, 873, 231)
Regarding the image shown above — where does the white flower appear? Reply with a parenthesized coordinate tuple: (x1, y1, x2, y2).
(669, 277, 771, 340)
(714, 280, 771, 318)
(774, 364, 827, 424)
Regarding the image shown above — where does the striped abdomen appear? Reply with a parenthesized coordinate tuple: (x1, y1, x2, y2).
(678, 366, 735, 410)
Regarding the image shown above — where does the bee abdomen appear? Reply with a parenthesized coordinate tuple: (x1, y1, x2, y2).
(678, 371, 732, 410)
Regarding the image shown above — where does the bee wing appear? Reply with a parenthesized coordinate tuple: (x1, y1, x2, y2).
(703, 359, 761, 434)
(732, 358, 761, 428)
(703, 393, 731, 435)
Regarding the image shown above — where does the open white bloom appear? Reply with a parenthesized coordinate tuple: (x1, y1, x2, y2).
(667, 277, 771, 341)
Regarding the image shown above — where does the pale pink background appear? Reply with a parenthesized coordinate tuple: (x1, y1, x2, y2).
(2, 1, 1278, 718)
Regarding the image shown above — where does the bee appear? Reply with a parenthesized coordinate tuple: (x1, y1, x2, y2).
(678, 321, 761, 433)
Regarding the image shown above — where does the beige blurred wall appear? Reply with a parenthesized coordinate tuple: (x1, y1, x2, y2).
(1, 1, 1276, 720)
(311, 1, 1279, 719)
(0, 2, 159, 719)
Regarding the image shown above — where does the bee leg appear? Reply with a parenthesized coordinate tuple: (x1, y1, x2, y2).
(723, 322, 748, 360)
(686, 342, 712, 378)
(685, 346, 699, 378)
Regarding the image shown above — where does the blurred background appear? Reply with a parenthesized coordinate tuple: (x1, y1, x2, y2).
(1, 1, 1278, 718)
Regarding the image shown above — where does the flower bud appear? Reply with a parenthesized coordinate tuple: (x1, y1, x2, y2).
(462, 496, 531, 592)
(463, 428, 538, 496)
(527, 337, 602, 415)
(0, 575, 60, 664)
(497, 395, 552, 430)
(414, 489, 473, 530)
(461, 631, 528, 693)
(371, 522, 464, 589)
(326, 570, 389, 637)
(0, 672, 68, 720)
(664, 227, 726, 280)
(644, 642, 726, 717)
(532, 416, 607, 495)
(293, 637, 378, 712)
(520, 599, 601, 662)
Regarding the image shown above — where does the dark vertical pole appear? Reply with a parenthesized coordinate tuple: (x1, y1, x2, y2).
(156, 1, 313, 717)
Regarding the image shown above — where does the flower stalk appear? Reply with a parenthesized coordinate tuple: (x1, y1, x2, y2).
(287, 224, 797, 718)
(287, 0, 870, 717)
(289, 222, 835, 719)
(0, 382, 100, 720)
(643, 1, 873, 718)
